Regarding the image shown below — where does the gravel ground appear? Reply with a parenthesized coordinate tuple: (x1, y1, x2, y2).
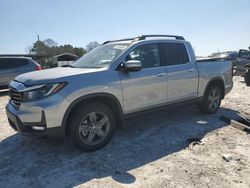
(0, 76, 249, 188)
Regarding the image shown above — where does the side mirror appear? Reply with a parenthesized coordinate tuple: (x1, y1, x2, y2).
(122, 60, 142, 72)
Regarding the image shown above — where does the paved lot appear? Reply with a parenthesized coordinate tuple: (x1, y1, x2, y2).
(0, 77, 249, 188)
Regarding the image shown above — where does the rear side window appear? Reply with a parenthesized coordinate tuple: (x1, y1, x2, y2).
(161, 43, 189, 66)
(0, 58, 29, 69)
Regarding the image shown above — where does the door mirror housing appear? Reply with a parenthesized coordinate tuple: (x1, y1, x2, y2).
(122, 60, 142, 72)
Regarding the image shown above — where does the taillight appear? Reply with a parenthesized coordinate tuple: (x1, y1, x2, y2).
(35, 66, 42, 70)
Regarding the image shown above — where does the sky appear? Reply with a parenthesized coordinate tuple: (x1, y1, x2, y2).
(0, 0, 249, 56)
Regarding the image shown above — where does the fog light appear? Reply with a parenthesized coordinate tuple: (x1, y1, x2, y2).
(32, 126, 45, 131)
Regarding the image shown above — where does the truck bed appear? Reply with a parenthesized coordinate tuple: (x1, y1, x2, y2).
(196, 60, 233, 97)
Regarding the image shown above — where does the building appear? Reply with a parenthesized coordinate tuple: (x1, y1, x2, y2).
(50, 53, 78, 67)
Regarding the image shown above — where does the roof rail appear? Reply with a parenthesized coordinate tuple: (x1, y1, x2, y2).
(102, 37, 140, 45)
(138, 35, 185, 40)
(102, 34, 185, 45)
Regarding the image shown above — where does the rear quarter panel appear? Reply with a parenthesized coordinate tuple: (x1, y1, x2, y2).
(196, 60, 233, 97)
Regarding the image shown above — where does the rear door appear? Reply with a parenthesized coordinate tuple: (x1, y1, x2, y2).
(160, 42, 198, 103)
(119, 43, 167, 114)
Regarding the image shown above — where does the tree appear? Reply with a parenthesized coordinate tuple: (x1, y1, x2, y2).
(74, 47, 86, 57)
(25, 45, 33, 54)
(32, 40, 49, 55)
(27, 38, 86, 57)
(86, 41, 99, 52)
(26, 37, 88, 67)
(43, 39, 57, 47)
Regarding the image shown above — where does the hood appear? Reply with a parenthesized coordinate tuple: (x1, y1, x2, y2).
(15, 67, 102, 86)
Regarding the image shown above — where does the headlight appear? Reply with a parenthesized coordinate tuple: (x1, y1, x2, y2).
(22, 82, 67, 101)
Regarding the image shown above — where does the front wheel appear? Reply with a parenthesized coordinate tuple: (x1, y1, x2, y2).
(197, 85, 222, 114)
(69, 102, 116, 151)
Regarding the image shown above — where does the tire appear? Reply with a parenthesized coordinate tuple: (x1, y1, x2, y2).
(197, 85, 222, 114)
(244, 70, 250, 86)
(68, 102, 116, 151)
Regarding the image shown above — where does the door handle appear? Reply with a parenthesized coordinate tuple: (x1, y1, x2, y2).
(157, 73, 165, 77)
(187, 68, 194, 72)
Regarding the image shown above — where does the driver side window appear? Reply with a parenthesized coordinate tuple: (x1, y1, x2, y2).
(126, 44, 160, 69)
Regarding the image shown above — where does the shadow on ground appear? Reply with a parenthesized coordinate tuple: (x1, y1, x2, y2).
(0, 105, 237, 187)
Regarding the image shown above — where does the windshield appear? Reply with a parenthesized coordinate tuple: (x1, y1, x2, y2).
(72, 43, 129, 68)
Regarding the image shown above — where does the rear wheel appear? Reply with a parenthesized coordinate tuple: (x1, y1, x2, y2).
(198, 85, 222, 114)
(69, 102, 115, 151)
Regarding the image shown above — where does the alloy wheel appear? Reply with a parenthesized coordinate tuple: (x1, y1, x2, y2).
(78, 111, 110, 145)
(208, 88, 220, 111)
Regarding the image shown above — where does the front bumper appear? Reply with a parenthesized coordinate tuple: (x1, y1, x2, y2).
(6, 105, 65, 139)
(5, 93, 70, 139)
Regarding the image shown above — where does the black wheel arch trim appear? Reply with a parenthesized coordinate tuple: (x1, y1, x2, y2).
(203, 76, 225, 99)
(61, 93, 124, 135)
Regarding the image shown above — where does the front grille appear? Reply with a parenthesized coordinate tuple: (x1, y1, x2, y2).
(9, 88, 22, 107)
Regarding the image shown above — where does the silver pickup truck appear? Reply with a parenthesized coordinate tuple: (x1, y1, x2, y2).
(6, 35, 233, 151)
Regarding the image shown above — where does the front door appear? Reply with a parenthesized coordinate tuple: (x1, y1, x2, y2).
(119, 43, 167, 114)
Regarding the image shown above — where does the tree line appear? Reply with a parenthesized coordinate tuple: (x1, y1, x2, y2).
(27, 38, 100, 57)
